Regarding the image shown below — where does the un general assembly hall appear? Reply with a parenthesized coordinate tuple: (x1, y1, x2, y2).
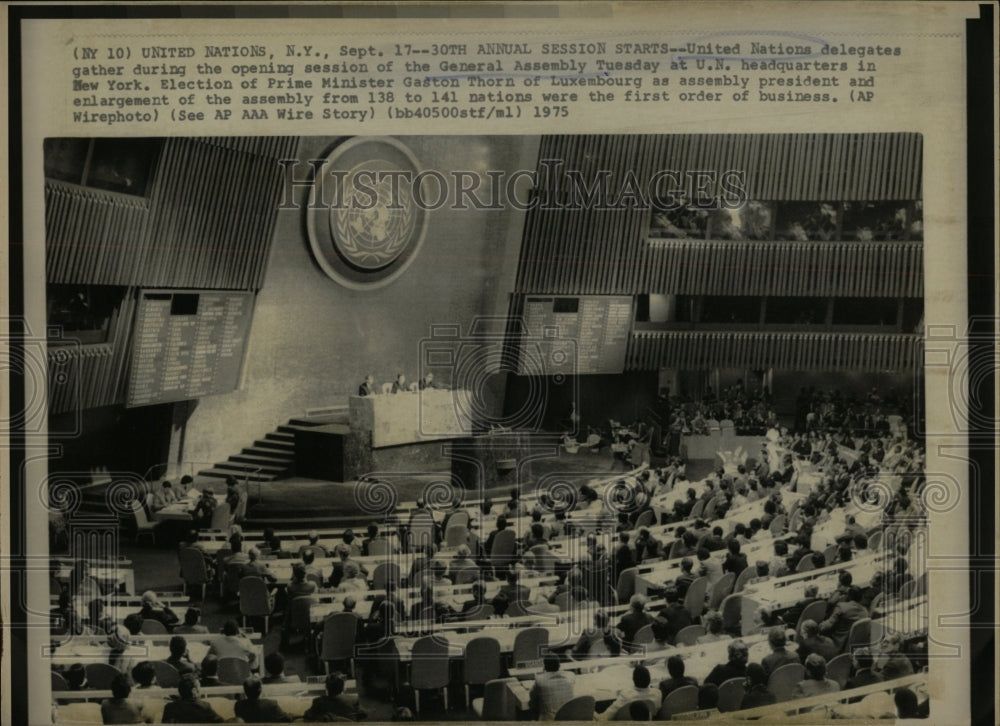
(37, 133, 930, 722)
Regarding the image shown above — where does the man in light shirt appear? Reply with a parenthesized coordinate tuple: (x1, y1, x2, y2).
(529, 654, 576, 720)
(598, 665, 659, 720)
(208, 619, 257, 668)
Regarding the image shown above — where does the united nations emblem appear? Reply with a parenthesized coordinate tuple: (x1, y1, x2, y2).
(307, 137, 429, 289)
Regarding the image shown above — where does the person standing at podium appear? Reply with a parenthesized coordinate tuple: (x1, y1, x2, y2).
(418, 372, 436, 390)
(358, 374, 375, 396)
(390, 373, 407, 394)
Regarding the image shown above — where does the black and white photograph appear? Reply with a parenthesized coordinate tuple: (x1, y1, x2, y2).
(3, 3, 995, 725)
(37, 132, 933, 722)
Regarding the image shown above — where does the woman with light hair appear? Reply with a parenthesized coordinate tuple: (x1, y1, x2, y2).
(697, 611, 727, 644)
(336, 562, 368, 593)
(874, 632, 915, 680)
(107, 625, 138, 676)
(448, 544, 476, 582)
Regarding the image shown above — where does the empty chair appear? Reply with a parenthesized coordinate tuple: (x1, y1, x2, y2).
(471, 677, 518, 720)
(769, 515, 786, 535)
(554, 695, 595, 721)
(716, 677, 746, 713)
(796, 554, 816, 573)
(823, 545, 838, 564)
(371, 562, 400, 590)
(658, 684, 698, 719)
(177, 547, 212, 599)
(635, 510, 655, 529)
(767, 662, 806, 703)
(444, 524, 469, 548)
(868, 619, 886, 650)
(410, 635, 450, 713)
(238, 576, 275, 633)
(689, 500, 706, 519)
(868, 530, 883, 551)
(490, 529, 517, 569)
(613, 698, 658, 721)
(683, 576, 709, 620)
(368, 538, 391, 557)
(846, 618, 873, 652)
(796, 600, 829, 635)
(463, 637, 503, 704)
(913, 571, 928, 598)
(788, 511, 803, 533)
(284, 595, 318, 649)
(554, 591, 573, 612)
(84, 663, 121, 690)
(210, 502, 232, 531)
(221, 561, 245, 601)
(825, 653, 852, 689)
(319, 612, 359, 676)
(448, 510, 470, 530)
(151, 660, 181, 688)
(633, 624, 655, 646)
(217, 656, 252, 685)
(132, 496, 159, 545)
(512, 627, 549, 668)
(708, 572, 736, 610)
(214, 547, 232, 597)
(733, 566, 757, 593)
(51, 670, 68, 692)
(674, 624, 705, 646)
(140, 618, 169, 635)
(616, 567, 639, 605)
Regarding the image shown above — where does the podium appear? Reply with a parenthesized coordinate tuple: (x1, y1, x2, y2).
(317, 390, 476, 480)
(348, 389, 474, 448)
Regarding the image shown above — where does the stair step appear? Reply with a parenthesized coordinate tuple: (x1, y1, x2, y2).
(234, 452, 294, 466)
(217, 460, 288, 474)
(198, 469, 277, 483)
(266, 430, 295, 441)
(287, 416, 346, 427)
(276, 423, 331, 435)
(254, 438, 295, 452)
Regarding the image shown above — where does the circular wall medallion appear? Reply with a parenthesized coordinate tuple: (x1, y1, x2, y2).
(306, 137, 429, 289)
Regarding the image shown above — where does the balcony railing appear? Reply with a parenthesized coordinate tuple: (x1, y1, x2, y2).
(626, 330, 921, 371)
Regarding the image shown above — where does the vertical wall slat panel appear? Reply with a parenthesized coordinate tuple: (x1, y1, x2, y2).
(45, 137, 291, 412)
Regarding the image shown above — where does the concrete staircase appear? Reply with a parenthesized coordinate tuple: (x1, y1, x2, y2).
(196, 408, 349, 483)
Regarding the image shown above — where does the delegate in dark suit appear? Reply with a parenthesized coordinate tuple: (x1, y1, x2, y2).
(234, 697, 292, 723)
